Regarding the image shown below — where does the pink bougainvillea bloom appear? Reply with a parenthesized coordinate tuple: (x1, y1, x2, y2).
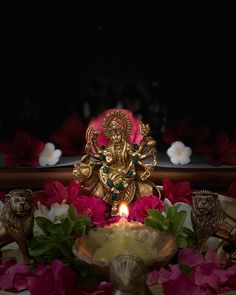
(129, 195, 164, 223)
(178, 248, 204, 267)
(0, 262, 30, 292)
(0, 259, 15, 275)
(89, 108, 143, 146)
(147, 248, 236, 294)
(73, 196, 107, 225)
(0, 130, 44, 167)
(162, 177, 193, 204)
(50, 112, 87, 155)
(27, 260, 79, 295)
(196, 132, 236, 166)
(33, 179, 80, 208)
(162, 116, 209, 150)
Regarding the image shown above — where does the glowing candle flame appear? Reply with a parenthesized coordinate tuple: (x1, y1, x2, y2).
(118, 202, 129, 217)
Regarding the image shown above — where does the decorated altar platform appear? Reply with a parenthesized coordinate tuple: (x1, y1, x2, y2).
(1, 153, 236, 191)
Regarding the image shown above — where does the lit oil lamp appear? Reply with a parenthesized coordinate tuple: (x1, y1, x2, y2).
(73, 202, 177, 294)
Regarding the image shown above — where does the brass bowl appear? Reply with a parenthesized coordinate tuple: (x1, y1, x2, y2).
(73, 220, 178, 276)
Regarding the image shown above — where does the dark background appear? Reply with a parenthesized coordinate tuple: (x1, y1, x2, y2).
(1, 1, 236, 143)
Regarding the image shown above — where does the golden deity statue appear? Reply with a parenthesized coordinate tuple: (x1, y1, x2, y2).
(73, 109, 158, 215)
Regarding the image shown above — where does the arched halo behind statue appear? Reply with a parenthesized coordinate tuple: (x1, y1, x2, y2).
(73, 109, 160, 215)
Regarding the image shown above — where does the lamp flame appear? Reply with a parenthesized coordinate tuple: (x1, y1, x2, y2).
(119, 202, 129, 217)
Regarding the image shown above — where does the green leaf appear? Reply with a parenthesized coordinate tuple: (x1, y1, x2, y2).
(167, 220, 174, 233)
(62, 217, 73, 236)
(179, 264, 192, 277)
(28, 236, 53, 256)
(68, 205, 78, 221)
(173, 211, 187, 234)
(36, 216, 54, 234)
(166, 206, 174, 219)
(144, 217, 164, 231)
(147, 209, 168, 225)
(178, 237, 188, 248)
(183, 227, 197, 239)
(72, 216, 91, 235)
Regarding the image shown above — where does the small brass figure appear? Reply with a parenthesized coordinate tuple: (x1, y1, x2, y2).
(191, 190, 236, 263)
(73, 109, 158, 215)
(0, 189, 34, 263)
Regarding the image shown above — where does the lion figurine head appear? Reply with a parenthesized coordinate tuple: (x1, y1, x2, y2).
(6, 189, 32, 217)
(191, 190, 225, 239)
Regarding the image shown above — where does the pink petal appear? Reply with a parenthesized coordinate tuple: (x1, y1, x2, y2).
(175, 181, 193, 198)
(194, 263, 220, 291)
(178, 248, 204, 267)
(27, 272, 55, 295)
(147, 268, 170, 285)
(163, 178, 176, 197)
(45, 179, 68, 199)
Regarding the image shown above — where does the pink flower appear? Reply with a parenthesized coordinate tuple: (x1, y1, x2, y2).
(73, 196, 108, 225)
(163, 177, 193, 204)
(27, 260, 79, 295)
(0, 259, 15, 275)
(178, 248, 204, 267)
(147, 264, 203, 295)
(0, 130, 44, 167)
(0, 261, 30, 292)
(89, 108, 143, 146)
(33, 179, 80, 208)
(196, 132, 236, 166)
(129, 196, 164, 223)
(50, 112, 87, 155)
(147, 249, 236, 294)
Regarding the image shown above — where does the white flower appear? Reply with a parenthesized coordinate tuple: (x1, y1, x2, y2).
(167, 141, 192, 165)
(33, 201, 69, 236)
(39, 142, 62, 166)
(47, 202, 69, 222)
(175, 202, 193, 230)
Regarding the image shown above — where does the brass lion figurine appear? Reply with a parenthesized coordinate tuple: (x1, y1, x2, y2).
(191, 190, 236, 261)
(0, 189, 34, 263)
